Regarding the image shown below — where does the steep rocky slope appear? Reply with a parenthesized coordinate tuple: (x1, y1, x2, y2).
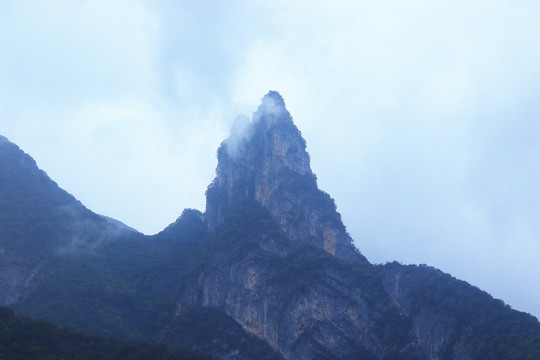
(2, 93, 540, 360)
(0, 307, 215, 360)
(0, 135, 137, 305)
(178, 92, 540, 359)
(206, 91, 362, 262)
(0, 306, 216, 360)
(175, 201, 410, 359)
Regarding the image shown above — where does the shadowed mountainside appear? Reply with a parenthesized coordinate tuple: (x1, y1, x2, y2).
(2, 93, 540, 360)
(0, 306, 215, 360)
(0, 135, 137, 305)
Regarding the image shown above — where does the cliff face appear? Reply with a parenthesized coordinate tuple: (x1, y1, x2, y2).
(376, 262, 540, 360)
(3, 94, 540, 360)
(378, 263, 473, 360)
(183, 92, 540, 359)
(178, 201, 500, 360)
(178, 202, 404, 360)
(175, 202, 540, 360)
(205, 91, 362, 261)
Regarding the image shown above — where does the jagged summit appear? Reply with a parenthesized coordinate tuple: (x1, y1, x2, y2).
(253, 90, 290, 126)
(206, 91, 364, 261)
(4, 108, 540, 360)
(261, 90, 285, 106)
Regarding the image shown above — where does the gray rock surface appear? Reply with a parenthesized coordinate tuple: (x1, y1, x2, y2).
(206, 91, 362, 262)
(2, 94, 539, 360)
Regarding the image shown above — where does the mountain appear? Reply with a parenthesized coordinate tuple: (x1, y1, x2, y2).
(206, 91, 363, 262)
(0, 306, 215, 360)
(0, 135, 137, 305)
(1, 92, 540, 360)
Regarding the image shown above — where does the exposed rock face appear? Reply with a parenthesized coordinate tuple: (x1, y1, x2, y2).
(175, 206, 539, 360)
(0, 249, 44, 305)
(162, 305, 285, 360)
(379, 263, 470, 360)
(183, 93, 540, 359)
(206, 91, 363, 261)
(3, 96, 540, 360)
(178, 202, 401, 360)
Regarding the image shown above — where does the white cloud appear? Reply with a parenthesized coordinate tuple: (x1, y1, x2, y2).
(1, 0, 540, 318)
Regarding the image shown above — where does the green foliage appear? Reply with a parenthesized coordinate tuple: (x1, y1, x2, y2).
(467, 305, 540, 360)
(162, 306, 283, 360)
(214, 200, 284, 241)
(266, 245, 384, 304)
(0, 306, 215, 360)
(385, 263, 540, 360)
(12, 201, 286, 359)
(11, 203, 288, 359)
(13, 209, 211, 342)
(373, 309, 412, 348)
(0, 138, 114, 255)
(6, 133, 540, 360)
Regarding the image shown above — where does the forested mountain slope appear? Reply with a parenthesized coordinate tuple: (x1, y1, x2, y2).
(0, 306, 215, 360)
(0, 135, 137, 305)
(2, 92, 539, 359)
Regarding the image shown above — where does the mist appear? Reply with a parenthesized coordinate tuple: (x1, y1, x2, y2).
(1, 0, 539, 320)
(224, 114, 253, 159)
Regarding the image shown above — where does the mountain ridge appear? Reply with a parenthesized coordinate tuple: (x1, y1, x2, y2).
(1, 92, 539, 359)
(0, 135, 138, 305)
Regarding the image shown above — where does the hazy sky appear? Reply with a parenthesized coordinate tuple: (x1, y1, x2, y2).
(1, 0, 539, 319)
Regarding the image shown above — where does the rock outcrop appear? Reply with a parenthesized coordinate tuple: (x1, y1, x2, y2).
(3, 95, 540, 360)
(179, 202, 400, 359)
(205, 91, 363, 261)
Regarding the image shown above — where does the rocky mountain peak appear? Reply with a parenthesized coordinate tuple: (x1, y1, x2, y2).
(206, 91, 363, 261)
(253, 90, 289, 126)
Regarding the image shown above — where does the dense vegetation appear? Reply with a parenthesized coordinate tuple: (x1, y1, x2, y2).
(4, 132, 540, 360)
(13, 197, 540, 359)
(13, 209, 210, 341)
(0, 306, 215, 360)
(382, 263, 540, 360)
(162, 306, 283, 360)
(12, 202, 291, 358)
(0, 137, 112, 254)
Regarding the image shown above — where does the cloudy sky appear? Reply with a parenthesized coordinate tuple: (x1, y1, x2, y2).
(1, 0, 539, 318)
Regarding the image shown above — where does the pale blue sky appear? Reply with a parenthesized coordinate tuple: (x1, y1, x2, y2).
(1, 0, 540, 318)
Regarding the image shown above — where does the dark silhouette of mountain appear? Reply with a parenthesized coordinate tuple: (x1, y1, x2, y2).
(0, 306, 215, 360)
(1, 93, 540, 360)
(0, 135, 138, 305)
